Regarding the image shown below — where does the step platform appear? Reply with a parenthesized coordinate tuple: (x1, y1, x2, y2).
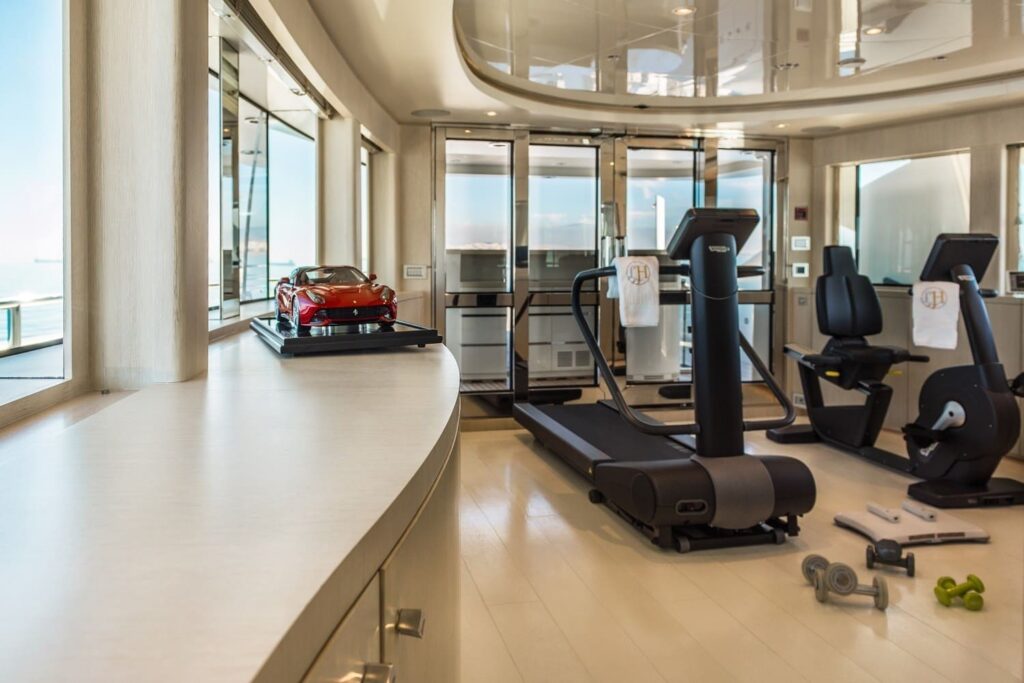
(250, 316, 442, 356)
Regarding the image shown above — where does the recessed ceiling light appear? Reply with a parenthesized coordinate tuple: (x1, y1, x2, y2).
(864, 26, 884, 35)
(486, 111, 498, 117)
(933, 54, 948, 61)
(671, 6, 696, 16)
(774, 62, 799, 71)
(411, 108, 451, 118)
(838, 56, 867, 67)
(606, 54, 620, 61)
(775, 123, 788, 129)
(463, 129, 472, 134)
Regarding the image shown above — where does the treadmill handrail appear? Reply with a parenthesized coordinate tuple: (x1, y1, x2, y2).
(570, 265, 795, 436)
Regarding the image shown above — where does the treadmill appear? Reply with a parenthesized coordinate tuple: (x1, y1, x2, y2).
(514, 208, 817, 553)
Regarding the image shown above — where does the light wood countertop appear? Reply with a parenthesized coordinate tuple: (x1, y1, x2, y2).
(0, 333, 461, 682)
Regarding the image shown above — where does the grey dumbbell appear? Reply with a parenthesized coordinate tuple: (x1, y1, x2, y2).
(813, 562, 889, 610)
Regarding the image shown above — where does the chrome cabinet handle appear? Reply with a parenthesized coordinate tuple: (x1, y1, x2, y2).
(396, 608, 426, 638)
(362, 662, 395, 683)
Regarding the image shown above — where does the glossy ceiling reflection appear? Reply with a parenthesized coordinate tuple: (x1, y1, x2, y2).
(455, 0, 1024, 108)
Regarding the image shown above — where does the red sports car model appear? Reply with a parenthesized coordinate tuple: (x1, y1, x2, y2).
(275, 266, 398, 333)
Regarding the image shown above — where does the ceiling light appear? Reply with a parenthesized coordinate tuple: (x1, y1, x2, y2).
(671, 6, 696, 16)
(489, 142, 506, 148)
(864, 26, 884, 35)
(775, 123, 788, 129)
(774, 62, 799, 71)
(463, 129, 472, 134)
(290, 87, 307, 96)
(486, 111, 498, 117)
(933, 54, 948, 61)
(838, 56, 867, 67)
(606, 54, 621, 61)
(411, 108, 451, 118)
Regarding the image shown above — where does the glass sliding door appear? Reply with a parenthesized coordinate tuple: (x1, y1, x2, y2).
(440, 133, 516, 393)
(238, 100, 269, 302)
(527, 141, 601, 388)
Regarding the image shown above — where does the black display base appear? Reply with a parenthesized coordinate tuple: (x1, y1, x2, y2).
(908, 477, 1024, 508)
(766, 423, 819, 444)
(250, 316, 442, 356)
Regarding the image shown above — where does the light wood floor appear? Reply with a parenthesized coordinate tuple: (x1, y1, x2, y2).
(458, 427, 1024, 683)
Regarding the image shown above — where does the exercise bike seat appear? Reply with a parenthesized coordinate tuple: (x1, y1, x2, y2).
(807, 247, 925, 389)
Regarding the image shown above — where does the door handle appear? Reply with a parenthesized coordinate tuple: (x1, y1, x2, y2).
(362, 663, 395, 683)
(396, 608, 426, 638)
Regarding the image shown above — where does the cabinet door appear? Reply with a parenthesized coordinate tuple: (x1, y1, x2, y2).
(381, 449, 460, 683)
(303, 574, 383, 682)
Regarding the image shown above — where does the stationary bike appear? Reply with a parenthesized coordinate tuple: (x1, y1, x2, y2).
(769, 234, 1024, 508)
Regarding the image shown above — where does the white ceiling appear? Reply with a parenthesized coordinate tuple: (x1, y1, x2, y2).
(307, 0, 1024, 136)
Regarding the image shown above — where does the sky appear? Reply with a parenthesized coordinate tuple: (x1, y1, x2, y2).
(0, 1, 63, 265)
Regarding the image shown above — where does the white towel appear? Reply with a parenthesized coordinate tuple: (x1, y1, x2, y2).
(613, 256, 660, 327)
(912, 281, 960, 349)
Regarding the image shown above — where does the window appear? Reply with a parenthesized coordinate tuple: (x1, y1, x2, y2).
(268, 119, 316, 285)
(626, 148, 696, 251)
(528, 145, 598, 290)
(360, 144, 372, 274)
(854, 152, 971, 285)
(444, 140, 512, 293)
(0, 1, 64, 381)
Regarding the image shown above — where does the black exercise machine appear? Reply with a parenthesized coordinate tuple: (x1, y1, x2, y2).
(770, 234, 1024, 508)
(767, 246, 929, 468)
(514, 208, 817, 553)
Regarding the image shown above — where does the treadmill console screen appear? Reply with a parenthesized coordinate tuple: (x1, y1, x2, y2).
(919, 233, 997, 282)
(667, 208, 760, 260)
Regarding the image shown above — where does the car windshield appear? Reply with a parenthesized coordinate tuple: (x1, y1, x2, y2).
(301, 267, 367, 285)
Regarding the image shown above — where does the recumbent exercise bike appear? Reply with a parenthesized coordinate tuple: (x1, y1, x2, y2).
(769, 233, 1024, 508)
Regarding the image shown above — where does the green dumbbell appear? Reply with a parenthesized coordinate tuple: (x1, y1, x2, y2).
(934, 574, 985, 610)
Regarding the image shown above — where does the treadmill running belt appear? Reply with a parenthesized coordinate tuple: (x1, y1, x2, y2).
(534, 403, 692, 463)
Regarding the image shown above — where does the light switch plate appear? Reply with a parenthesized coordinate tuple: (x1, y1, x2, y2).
(791, 236, 811, 251)
(403, 264, 428, 280)
(792, 262, 810, 278)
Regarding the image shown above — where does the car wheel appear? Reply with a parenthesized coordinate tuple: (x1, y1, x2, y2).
(291, 298, 308, 335)
(379, 320, 395, 330)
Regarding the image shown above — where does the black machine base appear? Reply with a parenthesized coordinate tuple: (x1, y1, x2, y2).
(768, 423, 914, 473)
(908, 477, 1024, 508)
(591, 491, 798, 553)
(766, 424, 820, 445)
(250, 316, 442, 355)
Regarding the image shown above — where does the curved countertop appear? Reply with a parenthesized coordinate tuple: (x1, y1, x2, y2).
(0, 333, 461, 682)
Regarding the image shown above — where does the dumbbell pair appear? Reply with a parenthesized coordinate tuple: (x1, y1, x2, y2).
(934, 575, 985, 611)
(802, 554, 889, 610)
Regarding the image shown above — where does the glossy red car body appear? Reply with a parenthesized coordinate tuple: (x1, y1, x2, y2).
(275, 266, 398, 331)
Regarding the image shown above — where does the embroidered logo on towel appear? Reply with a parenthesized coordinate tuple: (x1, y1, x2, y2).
(920, 287, 948, 310)
(626, 263, 651, 286)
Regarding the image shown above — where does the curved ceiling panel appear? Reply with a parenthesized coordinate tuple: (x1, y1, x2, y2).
(454, 0, 1024, 110)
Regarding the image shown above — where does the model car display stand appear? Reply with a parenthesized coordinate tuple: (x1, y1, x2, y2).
(251, 316, 442, 356)
(834, 499, 989, 546)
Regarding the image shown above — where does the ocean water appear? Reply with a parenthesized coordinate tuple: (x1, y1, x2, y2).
(0, 262, 64, 343)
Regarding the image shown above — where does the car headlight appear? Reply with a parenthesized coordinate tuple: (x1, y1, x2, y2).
(380, 288, 393, 302)
(306, 291, 325, 304)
